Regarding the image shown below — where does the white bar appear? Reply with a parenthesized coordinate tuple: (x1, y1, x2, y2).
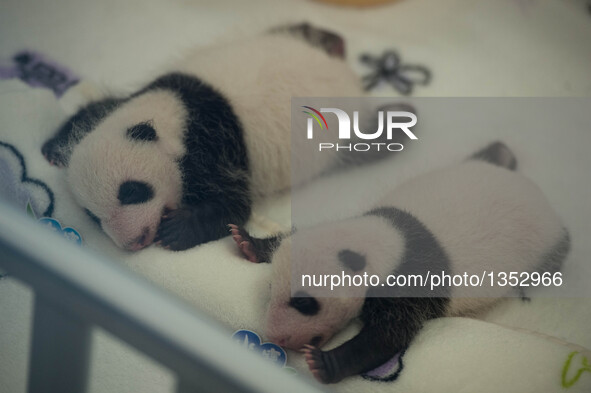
(0, 201, 325, 393)
(28, 295, 91, 393)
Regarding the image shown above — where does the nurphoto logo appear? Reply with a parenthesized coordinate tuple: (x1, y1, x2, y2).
(302, 106, 417, 152)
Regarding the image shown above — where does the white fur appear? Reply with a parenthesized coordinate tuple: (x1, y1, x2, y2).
(68, 32, 364, 250)
(265, 160, 567, 348)
(266, 216, 403, 349)
(174, 34, 364, 196)
(380, 161, 565, 312)
(266, 236, 364, 350)
(68, 90, 187, 250)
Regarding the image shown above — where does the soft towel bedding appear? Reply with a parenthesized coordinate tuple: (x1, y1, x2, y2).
(1, 0, 591, 392)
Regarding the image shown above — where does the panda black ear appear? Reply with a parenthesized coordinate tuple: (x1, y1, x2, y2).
(470, 141, 517, 170)
(338, 249, 366, 272)
(127, 122, 158, 142)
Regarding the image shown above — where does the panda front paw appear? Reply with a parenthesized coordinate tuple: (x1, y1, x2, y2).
(41, 138, 68, 167)
(302, 345, 339, 384)
(228, 224, 258, 262)
(156, 206, 223, 251)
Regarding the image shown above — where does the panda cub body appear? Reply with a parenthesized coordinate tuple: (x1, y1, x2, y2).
(230, 142, 570, 384)
(42, 25, 384, 251)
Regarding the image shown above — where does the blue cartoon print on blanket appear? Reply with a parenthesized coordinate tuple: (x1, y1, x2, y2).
(0, 141, 54, 218)
(0, 142, 82, 279)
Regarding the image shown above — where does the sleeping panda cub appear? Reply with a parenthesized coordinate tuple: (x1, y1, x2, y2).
(41, 24, 404, 251)
(230, 142, 570, 383)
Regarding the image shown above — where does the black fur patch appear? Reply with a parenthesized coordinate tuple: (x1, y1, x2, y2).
(470, 141, 517, 170)
(537, 228, 570, 275)
(265, 208, 451, 383)
(42, 71, 251, 251)
(137, 74, 249, 208)
(338, 249, 366, 271)
(289, 291, 320, 316)
(118, 181, 154, 205)
(139, 73, 252, 250)
(41, 97, 124, 167)
(317, 207, 451, 381)
(365, 206, 452, 298)
(126, 122, 157, 142)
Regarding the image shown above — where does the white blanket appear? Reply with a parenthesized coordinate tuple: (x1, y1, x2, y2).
(1, 0, 591, 392)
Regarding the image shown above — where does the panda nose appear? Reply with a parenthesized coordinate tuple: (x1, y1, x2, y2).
(128, 227, 152, 251)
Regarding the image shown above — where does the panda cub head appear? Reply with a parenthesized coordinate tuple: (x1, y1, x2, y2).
(264, 216, 402, 350)
(68, 90, 187, 250)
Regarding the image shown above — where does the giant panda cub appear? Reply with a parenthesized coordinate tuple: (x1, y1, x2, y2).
(41, 24, 404, 251)
(230, 142, 570, 383)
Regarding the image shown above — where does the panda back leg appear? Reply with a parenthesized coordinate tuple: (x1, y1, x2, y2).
(470, 141, 517, 170)
(229, 225, 282, 263)
(270, 23, 346, 59)
(156, 198, 252, 251)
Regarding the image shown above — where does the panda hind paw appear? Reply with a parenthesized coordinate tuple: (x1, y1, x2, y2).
(228, 224, 258, 262)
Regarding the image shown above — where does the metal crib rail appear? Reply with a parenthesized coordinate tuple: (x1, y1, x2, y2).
(0, 201, 324, 393)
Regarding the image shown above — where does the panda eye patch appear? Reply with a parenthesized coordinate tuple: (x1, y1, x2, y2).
(84, 208, 101, 226)
(126, 122, 157, 142)
(118, 181, 154, 205)
(338, 249, 366, 272)
(289, 291, 320, 316)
